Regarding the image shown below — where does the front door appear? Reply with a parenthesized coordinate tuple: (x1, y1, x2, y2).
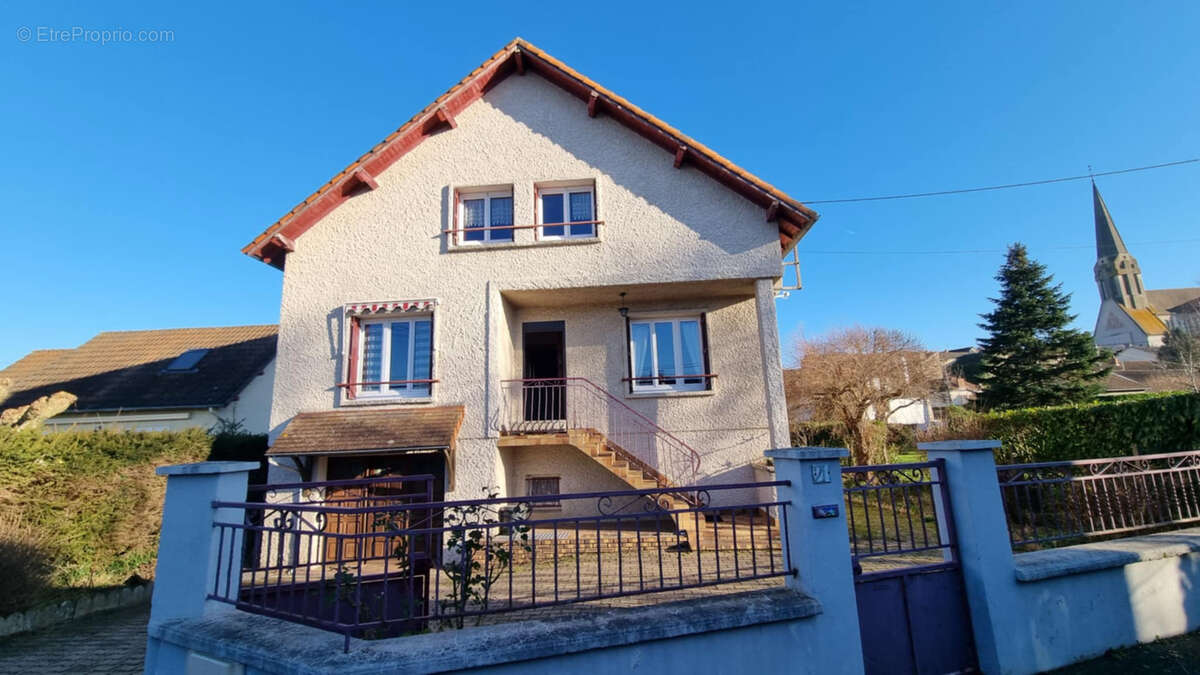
(323, 453, 445, 565)
(521, 321, 566, 425)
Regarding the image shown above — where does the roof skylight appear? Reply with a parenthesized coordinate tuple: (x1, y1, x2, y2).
(164, 349, 209, 372)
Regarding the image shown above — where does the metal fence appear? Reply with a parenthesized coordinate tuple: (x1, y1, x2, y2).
(997, 450, 1200, 549)
(842, 460, 958, 579)
(209, 478, 792, 650)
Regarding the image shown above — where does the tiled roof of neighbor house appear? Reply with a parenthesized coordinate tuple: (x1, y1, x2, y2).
(1147, 288, 1200, 314)
(1103, 371, 1148, 395)
(1119, 305, 1169, 335)
(0, 325, 277, 412)
(243, 37, 818, 269)
(266, 406, 466, 456)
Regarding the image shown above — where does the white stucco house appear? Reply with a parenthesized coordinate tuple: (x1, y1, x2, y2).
(248, 39, 818, 509)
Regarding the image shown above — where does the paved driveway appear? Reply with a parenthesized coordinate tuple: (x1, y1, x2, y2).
(0, 604, 148, 674)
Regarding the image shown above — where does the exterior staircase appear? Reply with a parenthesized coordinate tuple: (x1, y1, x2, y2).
(499, 378, 765, 550)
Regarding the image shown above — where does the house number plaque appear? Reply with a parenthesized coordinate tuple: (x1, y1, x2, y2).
(810, 464, 831, 484)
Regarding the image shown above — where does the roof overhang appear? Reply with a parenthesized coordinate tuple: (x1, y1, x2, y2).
(265, 405, 465, 457)
(243, 38, 818, 270)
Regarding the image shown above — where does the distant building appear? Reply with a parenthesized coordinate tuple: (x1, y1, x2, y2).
(1091, 182, 1200, 348)
(0, 325, 277, 432)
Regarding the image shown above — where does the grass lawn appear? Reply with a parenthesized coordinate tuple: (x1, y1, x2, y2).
(1053, 630, 1200, 674)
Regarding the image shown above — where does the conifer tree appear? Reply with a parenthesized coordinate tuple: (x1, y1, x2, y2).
(977, 243, 1110, 409)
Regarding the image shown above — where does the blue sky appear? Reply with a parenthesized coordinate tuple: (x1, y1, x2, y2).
(1, 2, 1198, 368)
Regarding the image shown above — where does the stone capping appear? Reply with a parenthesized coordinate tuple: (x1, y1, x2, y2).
(0, 582, 153, 638)
(1014, 527, 1200, 582)
(765, 447, 849, 461)
(156, 461, 261, 476)
(149, 588, 820, 675)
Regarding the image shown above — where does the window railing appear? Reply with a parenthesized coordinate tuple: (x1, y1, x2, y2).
(996, 450, 1200, 549)
(441, 221, 604, 243)
(209, 477, 791, 651)
(335, 379, 439, 399)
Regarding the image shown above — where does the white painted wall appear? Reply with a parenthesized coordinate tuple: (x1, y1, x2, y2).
(924, 441, 1200, 674)
(268, 72, 787, 499)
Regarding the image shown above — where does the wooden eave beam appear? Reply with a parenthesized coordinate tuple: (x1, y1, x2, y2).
(433, 106, 457, 130)
(514, 50, 525, 75)
(587, 90, 600, 118)
(765, 200, 780, 222)
(674, 145, 688, 169)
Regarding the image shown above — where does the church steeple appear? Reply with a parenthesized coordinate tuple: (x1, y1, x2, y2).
(1092, 181, 1148, 309)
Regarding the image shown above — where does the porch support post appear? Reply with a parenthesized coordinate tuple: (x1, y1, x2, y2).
(485, 280, 502, 439)
(764, 447, 864, 675)
(919, 440, 1018, 675)
(144, 461, 256, 674)
(754, 277, 790, 448)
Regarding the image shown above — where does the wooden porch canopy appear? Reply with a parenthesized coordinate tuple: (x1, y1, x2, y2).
(267, 406, 465, 485)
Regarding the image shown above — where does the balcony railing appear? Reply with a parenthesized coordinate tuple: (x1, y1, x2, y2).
(499, 377, 702, 487)
(996, 450, 1200, 549)
(210, 477, 791, 651)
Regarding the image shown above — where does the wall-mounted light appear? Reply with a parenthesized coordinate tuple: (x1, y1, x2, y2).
(618, 292, 628, 318)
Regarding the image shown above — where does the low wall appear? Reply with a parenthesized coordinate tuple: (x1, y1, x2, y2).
(0, 582, 153, 638)
(148, 589, 831, 675)
(923, 441, 1200, 675)
(1001, 530, 1200, 673)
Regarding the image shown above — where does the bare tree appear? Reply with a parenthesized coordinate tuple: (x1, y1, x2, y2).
(1160, 327, 1200, 393)
(788, 326, 938, 465)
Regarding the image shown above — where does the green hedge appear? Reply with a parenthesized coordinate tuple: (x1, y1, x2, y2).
(928, 392, 1200, 464)
(0, 428, 267, 615)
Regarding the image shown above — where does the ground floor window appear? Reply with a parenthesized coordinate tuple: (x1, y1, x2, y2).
(526, 475, 561, 508)
(628, 316, 709, 392)
(356, 316, 433, 398)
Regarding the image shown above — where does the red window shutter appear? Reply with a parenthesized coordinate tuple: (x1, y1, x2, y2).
(346, 316, 360, 400)
(451, 188, 460, 246)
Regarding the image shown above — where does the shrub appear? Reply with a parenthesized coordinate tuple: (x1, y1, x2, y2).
(919, 392, 1200, 464)
(0, 515, 56, 615)
(0, 427, 261, 612)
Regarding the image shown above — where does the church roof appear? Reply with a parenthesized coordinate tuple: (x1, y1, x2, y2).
(1093, 182, 1130, 259)
(1146, 288, 1200, 314)
(1118, 305, 1168, 335)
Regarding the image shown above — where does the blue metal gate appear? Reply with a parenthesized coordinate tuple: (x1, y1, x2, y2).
(843, 460, 977, 675)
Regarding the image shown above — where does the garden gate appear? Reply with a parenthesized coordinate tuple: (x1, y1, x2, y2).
(843, 459, 977, 675)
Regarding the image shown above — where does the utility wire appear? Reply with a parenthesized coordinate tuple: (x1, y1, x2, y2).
(799, 158, 1200, 205)
(803, 238, 1200, 256)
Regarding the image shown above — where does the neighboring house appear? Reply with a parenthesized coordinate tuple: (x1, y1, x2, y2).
(246, 38, 818, 509)
(0, 325, 277, 433)
(1091, 182, 1200, 348)
(783, 349, 979, 431)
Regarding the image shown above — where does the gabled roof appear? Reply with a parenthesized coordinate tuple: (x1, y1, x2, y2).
(1147, 288, 1200, 314)
(1118, 305, 1168, 336)
(242, 38, 819, 269)
(0, 325, 277, 412)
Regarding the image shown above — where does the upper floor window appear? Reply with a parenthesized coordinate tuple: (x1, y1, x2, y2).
(538, 184, 595, 239)
(628, 316, 710, 393)
(458, 188, 513, 243)
(349, 314, 434, 399)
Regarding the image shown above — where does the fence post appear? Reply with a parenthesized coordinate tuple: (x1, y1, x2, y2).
(919, 440, 1018, 675)
(144, 461, 257, 674)
(764, 447, 864, 675)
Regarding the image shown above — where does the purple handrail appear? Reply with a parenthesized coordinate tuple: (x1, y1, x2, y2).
(500, 377, 702, 486)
